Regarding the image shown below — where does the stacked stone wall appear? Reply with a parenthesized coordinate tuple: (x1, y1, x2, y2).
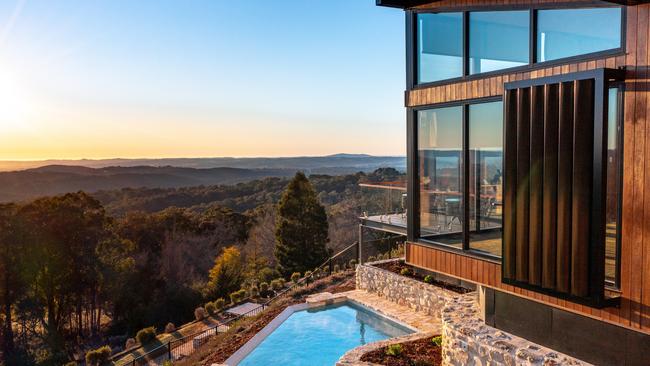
(355, 260, 591, 366)
(355, 259, 458, 320)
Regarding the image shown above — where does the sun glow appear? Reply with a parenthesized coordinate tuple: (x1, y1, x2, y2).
(0, 67, 31, 133)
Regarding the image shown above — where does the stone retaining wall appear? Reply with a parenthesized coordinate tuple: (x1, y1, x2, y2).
(441, 294, 591, 366)
(356, 260, 591, 366)
(356, 259, 458, 321)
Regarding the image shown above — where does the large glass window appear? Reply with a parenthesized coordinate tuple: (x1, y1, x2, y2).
(605, 87, 621, 287)
(469, 102, 503, 256)
(418, 106, 463, 246)
(414, 7, 623, 85)
(469, 11, 529, 74)
(536, 8, 622, 62)
(417, 13, 463, 83)
(417, 101, 504, 254)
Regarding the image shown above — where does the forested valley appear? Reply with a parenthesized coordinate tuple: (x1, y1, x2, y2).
(0, 168, 403, 365)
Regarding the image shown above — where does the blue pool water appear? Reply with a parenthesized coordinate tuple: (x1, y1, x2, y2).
(238, 303, 413, 366)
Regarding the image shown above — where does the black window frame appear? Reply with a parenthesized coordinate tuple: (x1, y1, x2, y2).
(408, 96, 504, 263)
(406, 4, 625, 90)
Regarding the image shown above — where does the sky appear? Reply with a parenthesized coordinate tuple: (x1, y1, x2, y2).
(0, 0, 405, 160)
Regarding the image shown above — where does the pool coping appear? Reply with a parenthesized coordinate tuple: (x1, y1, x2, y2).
(223, 296, 418, 366)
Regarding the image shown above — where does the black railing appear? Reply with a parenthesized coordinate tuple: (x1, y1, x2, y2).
(118, 242, 360, 366)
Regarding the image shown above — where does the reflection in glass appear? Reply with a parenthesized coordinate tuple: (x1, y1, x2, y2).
(605, 87, 620, 286)
(468, 102, 503, 256)
(418, 106, 463, 246)
(417, 13, 463, 83)
(469, 11, 529, 74)
(536, 8, 621, 62)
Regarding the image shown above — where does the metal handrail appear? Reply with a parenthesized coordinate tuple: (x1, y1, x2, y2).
(122, 242, 360, 366)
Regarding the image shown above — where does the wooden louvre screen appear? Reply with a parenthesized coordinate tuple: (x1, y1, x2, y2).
(502, 69, 622, 307)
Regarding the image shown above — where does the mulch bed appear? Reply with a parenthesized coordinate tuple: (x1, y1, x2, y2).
(177, 272, 356, 366)
(374, 260, 471, 294)
(360, 337, 442, 366)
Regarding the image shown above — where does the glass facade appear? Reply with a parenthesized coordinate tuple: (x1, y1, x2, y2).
(536, 8, 622, 62)
(469, 11, 529, 74)
(415, 7, 622, 84)
(468, 102, 503, 256)
(417, 106, 464, 246)
(417, 13, 463, 83)
(605, 87, 621, 287)
(417, 101, 504, 255)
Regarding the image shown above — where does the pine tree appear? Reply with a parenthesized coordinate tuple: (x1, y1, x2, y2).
(275, 172, 330, 277)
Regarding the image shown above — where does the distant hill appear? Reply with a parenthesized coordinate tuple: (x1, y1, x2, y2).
(0, 154, 405, 172)
(0, 155, 405, 203)
(0, 165, 298, 203)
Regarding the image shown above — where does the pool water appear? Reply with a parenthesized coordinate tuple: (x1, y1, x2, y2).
(238, 303, 413, 366)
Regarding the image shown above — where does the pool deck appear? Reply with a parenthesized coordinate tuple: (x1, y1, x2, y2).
(341, 290, 441, 333)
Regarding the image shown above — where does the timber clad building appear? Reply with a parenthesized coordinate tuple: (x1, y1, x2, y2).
(374, 0, 650, 364)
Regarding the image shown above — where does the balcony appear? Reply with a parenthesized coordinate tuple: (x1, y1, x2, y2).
(359, 180, 407, 235)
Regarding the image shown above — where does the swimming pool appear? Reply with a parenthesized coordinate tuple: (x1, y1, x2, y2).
(236, 302, 414, 366)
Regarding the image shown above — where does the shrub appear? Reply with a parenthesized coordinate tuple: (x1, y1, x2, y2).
(424, 275, 434, 284)
(349, 259, 357, 269)
(270, 279, 282, 291)
(431, 335, 443, 346)
(304, 270, 313, 284)
(135, 327, 157, 345)
(237, 288, 248, 300)
(333, 264, 340, 273)
(164, 322, 176, 333)
(194, 307, 208, 321)
(85, 345, 111, 366)
(230, 291, 241, 304)
(291, 272, 301, 284)
(214, 298, 226, 310)
(125, 338, 136, 349)
(205, 302, 217, 316)
(367, 256, 376, 262)
(250, 285, 259, 298)
(259, 282, 269, 293)
(385, 344, 403, 356)
(400, 268, 411, 276)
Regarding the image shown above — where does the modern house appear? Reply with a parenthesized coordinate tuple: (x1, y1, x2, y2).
(373, 0, 650, 364)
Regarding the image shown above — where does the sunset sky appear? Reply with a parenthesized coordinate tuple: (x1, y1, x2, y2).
(0, 0, 404, 160)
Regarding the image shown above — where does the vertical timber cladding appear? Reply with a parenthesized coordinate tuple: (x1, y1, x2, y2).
(502, 69, 622, 307)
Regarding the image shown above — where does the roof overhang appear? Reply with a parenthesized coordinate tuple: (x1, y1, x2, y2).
(376, 0, 432, 8)
(377, 0, 649, 8)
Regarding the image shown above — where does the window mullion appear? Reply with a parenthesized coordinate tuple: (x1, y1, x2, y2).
(530, 9, 537, 65)
(463, 104, 470, 251)
(463, 12, 469, 77)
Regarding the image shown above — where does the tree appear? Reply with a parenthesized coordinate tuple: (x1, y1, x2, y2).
(19, 192, 110, 353)
(275, 172, 330, 277)
(205, 247, 244, 300)
(0, 203, 26, 361)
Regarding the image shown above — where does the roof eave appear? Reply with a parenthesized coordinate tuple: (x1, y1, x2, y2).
(376, 0, 648, 8)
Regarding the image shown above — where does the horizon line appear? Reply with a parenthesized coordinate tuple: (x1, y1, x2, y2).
(0, 153, 407, 162)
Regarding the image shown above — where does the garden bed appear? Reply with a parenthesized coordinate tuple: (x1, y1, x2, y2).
(360, 336, 442, 366)
(373, 260, 471, 294)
